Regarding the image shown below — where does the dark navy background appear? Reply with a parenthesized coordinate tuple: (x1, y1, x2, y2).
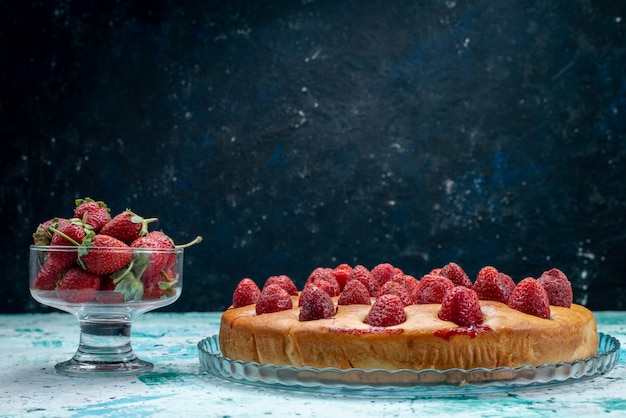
(2, 0, 625, 313)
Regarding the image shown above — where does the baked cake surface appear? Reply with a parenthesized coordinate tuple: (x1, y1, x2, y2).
(219, 263, 598, 371)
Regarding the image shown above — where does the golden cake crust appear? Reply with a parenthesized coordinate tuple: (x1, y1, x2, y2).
(219, 297, 598, 370)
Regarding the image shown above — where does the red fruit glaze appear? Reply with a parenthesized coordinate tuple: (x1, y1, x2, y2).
(233, 278, 261, 308)
(434, 324, 492, 340)
(256, 284, 293, 315)
(414, 274, 455, 304)
(56, 267, 101, 303)
(298, 284, 335, 321)
(473, 266, 515, 304)
(264, 275, 298, 296)
(337, 279, 371, 305)
(363, 294, 407, 327)
(330, 327, 403, 335)
(376, 281, 413, 306)
(438, 286, 483, 326)
(439, 262, 473, 287)
(508, 277, 551, 319)
(537, 269, 573, 307)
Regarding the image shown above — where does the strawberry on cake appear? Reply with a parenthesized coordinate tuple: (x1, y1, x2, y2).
(219, 263, 598, 371)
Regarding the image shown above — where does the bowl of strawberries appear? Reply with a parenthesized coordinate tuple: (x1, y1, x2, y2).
(29, 198, 201, 376)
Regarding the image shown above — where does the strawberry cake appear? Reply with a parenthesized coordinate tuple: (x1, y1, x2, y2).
(219, 263, 598, 371)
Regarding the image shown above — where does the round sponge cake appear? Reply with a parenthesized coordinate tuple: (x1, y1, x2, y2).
(220, 297, 597, 370)
(219, 264, 598, 371)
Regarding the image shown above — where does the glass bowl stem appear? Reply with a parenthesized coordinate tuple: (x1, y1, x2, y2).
(56, 316, 152, 376)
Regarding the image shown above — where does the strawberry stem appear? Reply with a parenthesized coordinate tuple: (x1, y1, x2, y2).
(126, 209, 159, 236)
(175, 235, 203, 249)
(47, 226, 81, 246)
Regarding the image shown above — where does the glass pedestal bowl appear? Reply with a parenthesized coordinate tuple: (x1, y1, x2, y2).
(29, 245, 183, 376)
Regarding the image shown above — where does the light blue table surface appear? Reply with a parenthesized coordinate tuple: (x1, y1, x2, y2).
(1, 311, 624, 417)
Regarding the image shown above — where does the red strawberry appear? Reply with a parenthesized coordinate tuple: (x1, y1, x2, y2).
(142, 274, 167, 300)
(130, 234, 175, 276)
(376, 281, 412, 306)
(310, 278, 338, 299)
(142, 269, 178, 300)
(352, 264, 377, 295)
(537, 268, 573, 307)
(33, 257, 67, 290)
(332, 264, 354, 290)
(541, 268, 568, 281)
(96, 276, 125, 303)
(146, 230, 175, 248)
(337, 279, 371, 305)
(414, 274, 455, 304)
(56, 267, 101, 303)
(370, 263, 396, 289)
(306, 266, 336, 282)
(439, 262, 473, 287)
(476, 265, 499, 282)
(131, 231, 201, 276)
(42, 219, 90, 279)
(305, 267, 340, 296)
(438, 286, 483, 326)
(363, 294, 407, 327)
(399, 275, 420, 303)
(74, 198, 111, 232)
(298, 284, 335, 321)
(498, 273, 515, 289)
(80, 234, 133, 275)
(473, 266, 516, 303)
(101, 275, 116, 291)
(508, 278, 551, 319)
(50, 218, 89, 246)
(263, 275, 298, 296)
(256, 284, 293, 315)
(233, 278, 261, 307)
(392, 267, 405, 281)
(100, 209, 158, 244)
(33, 218, 60, 245)
(146, 230, 177, 270)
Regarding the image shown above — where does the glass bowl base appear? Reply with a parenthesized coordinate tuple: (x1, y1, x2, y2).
(55, 357, 154, 376)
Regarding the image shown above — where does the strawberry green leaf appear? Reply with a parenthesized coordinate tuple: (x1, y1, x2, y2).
(114, 272, 144, 302)
(131, 252, 152, 277)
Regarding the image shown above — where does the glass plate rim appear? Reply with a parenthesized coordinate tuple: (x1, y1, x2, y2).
(197, 332, 620, 397)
